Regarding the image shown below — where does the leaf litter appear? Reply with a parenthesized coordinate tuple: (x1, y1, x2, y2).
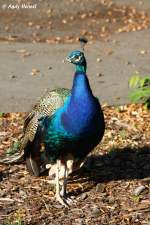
(0, 104, 149, 224)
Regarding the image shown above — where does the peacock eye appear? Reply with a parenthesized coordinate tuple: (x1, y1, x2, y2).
(74, 55, 81, 61)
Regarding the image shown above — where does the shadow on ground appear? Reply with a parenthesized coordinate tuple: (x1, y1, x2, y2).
(1, 146, 149, 196)
(70, 146, 150, 194)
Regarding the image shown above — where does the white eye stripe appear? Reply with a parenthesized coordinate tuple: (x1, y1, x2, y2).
(74, 55, 81, 62)
(71, 54, 81, 59)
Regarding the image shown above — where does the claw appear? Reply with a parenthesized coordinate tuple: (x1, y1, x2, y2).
(55, 194, 69, 208)
(64, 196, 73, 205)
(56, 193, 75, 207)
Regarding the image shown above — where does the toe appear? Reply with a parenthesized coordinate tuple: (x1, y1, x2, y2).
(56, 195, 69, 208)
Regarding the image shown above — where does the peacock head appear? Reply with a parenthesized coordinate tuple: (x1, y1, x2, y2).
(66, 50, 87, 72)
(66, 50, 85, 65)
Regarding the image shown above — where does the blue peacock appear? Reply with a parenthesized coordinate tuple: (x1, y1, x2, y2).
(18, 39, 105, 206)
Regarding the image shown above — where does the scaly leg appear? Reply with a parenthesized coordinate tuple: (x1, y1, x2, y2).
(60, 160, 75, 205)
(55, 159, 69, 207)
(61, 161, 67, 197)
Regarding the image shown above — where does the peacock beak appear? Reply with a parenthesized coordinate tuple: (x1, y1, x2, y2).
(65, 57, 72, 63)
(62, 57, 71, 63)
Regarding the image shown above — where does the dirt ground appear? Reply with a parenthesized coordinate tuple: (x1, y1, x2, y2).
(0, 104, 150, 225)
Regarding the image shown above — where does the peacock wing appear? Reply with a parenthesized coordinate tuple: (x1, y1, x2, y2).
(21, 88, 71, 150)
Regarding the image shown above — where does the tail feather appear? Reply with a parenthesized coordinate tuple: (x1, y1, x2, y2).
(0, 150, 24, 164)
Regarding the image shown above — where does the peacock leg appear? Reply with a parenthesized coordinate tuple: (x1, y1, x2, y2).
(55, 159, 69, 207)
(61, 162, 68, 196)
(63, 162, 75, 204)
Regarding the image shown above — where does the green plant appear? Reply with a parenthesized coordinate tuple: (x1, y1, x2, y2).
(119, 130, 127, 140)
(0, 112, 5, 117)
(129, 75, 150, 109)
(14, 219, 22, 225)
(6, 141, 21, 156)
(2, 219, 22, 225)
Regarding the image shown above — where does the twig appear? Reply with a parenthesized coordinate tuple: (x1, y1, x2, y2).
(0, 197, 14, 202)
(115, 120, 136, 131)
(0, 197, 24, 203)
(42, 199, 51, 212)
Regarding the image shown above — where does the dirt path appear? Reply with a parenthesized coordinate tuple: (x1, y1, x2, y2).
(0, 29, 150, 112)
(0, 0, 150, 112)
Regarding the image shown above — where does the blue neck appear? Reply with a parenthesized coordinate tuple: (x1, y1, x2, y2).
(71, 72, 93, 100)
(71, 61, 91, 99)
(60, 62, 96, 135)
(61, 71, 95, 135)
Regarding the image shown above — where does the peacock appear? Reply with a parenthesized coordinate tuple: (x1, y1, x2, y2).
(1, 39, 105, 206)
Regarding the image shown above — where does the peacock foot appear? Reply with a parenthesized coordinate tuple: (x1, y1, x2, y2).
(63, 195, 75, 205)
(55, 194, 71, 207)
